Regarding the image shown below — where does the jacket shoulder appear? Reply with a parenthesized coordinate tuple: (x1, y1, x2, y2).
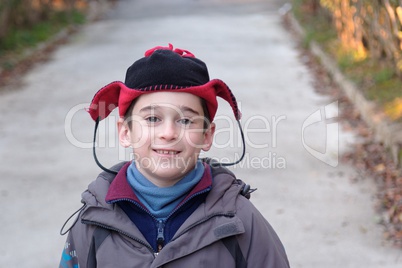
(205, 158, 254, 199)
(97, 161, 129, 183)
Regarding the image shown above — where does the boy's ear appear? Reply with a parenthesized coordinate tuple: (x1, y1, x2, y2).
(117, 118, 132, 148)
(202, 122, 216, 152)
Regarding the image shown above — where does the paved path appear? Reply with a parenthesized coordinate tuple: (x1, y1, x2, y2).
(0, 0, 401, 267)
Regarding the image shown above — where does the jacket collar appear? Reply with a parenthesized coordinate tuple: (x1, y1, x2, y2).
(105, 161, 213, 205)
(105, 162, 140, 203)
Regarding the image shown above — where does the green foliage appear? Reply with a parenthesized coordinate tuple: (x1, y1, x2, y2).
(292, 0, 336, 48)
(0, 10, 85, 53)
(320, 0, 336, 12)
(373, 68, 395, 84)
(398, 148, 402, 164)
(367, 78, 402, 104)
(337, 52, 355, 70)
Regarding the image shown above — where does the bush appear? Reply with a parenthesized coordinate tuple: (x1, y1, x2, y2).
(0, 0, 87, 49)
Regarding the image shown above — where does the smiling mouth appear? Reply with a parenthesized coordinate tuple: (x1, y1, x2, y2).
(154, 150, 181, 155)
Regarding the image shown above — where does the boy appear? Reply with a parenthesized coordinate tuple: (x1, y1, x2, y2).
(60, 44, 290, 267)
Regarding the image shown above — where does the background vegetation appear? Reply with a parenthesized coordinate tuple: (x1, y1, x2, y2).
(292, 0, 402, 121)
(0, 0, 88, 73)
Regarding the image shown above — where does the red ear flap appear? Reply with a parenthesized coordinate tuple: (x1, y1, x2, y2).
(87, 81, 123, 121)
(213, 79, 242, 120)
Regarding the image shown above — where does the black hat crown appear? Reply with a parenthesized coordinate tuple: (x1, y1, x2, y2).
(124, 49, 210, 89)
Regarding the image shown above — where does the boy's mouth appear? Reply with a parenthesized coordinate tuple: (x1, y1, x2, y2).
(154, 149, 180, 155)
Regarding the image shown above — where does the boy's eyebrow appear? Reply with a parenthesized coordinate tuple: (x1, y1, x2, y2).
(138, 105, 200, 115)
(139, 105, 160, 113)
(179, 106, 200, 115)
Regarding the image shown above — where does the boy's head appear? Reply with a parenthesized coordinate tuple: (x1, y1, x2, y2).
(88, 44, 243, 180)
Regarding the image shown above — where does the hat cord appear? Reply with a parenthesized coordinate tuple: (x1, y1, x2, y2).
(219, 120, 246, 167)
(93, 117, 118, 175)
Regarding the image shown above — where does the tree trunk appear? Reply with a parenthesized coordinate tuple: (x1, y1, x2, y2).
(0, 0, 13, 39)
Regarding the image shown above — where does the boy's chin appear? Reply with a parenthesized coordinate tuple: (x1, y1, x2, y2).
(153, 166, 192, 178)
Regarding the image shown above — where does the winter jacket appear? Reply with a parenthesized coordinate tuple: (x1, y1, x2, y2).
(59, 161, 290, 268)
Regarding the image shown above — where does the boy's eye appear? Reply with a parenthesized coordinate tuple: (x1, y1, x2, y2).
(179, 118, 192, 125)
(145, 116, 160, 123)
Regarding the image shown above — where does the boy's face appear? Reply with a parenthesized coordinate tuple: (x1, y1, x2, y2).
(118, 92, 215, 187)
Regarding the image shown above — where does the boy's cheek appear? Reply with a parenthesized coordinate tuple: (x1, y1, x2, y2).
(184, 133, 209, 149)
(131, 121, 150, 137)
(130, 126, 151, 147)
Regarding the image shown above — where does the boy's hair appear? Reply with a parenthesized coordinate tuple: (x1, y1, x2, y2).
(123, 97, 211, 130)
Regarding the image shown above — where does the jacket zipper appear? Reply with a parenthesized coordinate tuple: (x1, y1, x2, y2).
(157, 220, 165, 252)
(154, 187, 212, 252)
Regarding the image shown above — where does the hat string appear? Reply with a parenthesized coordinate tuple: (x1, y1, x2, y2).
(93, 117, 118, 175)
(219, 120, 246, 167)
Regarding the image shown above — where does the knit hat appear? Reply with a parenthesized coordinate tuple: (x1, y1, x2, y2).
(87, 44, 241, 122)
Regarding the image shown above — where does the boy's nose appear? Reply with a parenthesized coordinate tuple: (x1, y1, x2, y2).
(158, 121, 179, 141)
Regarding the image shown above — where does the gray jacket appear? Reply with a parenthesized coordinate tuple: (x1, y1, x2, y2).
(60, 162, 290, 268)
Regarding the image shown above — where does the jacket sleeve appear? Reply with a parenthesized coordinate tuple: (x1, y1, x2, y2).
(59, 230, 80, 268)
(59, 216, 94, 268)
(236, 197, 290, 268)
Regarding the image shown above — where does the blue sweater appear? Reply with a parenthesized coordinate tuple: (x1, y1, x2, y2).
(126, 161, 205, 220)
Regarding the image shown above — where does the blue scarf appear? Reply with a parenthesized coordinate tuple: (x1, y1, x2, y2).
(127, 161, 205, 220)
